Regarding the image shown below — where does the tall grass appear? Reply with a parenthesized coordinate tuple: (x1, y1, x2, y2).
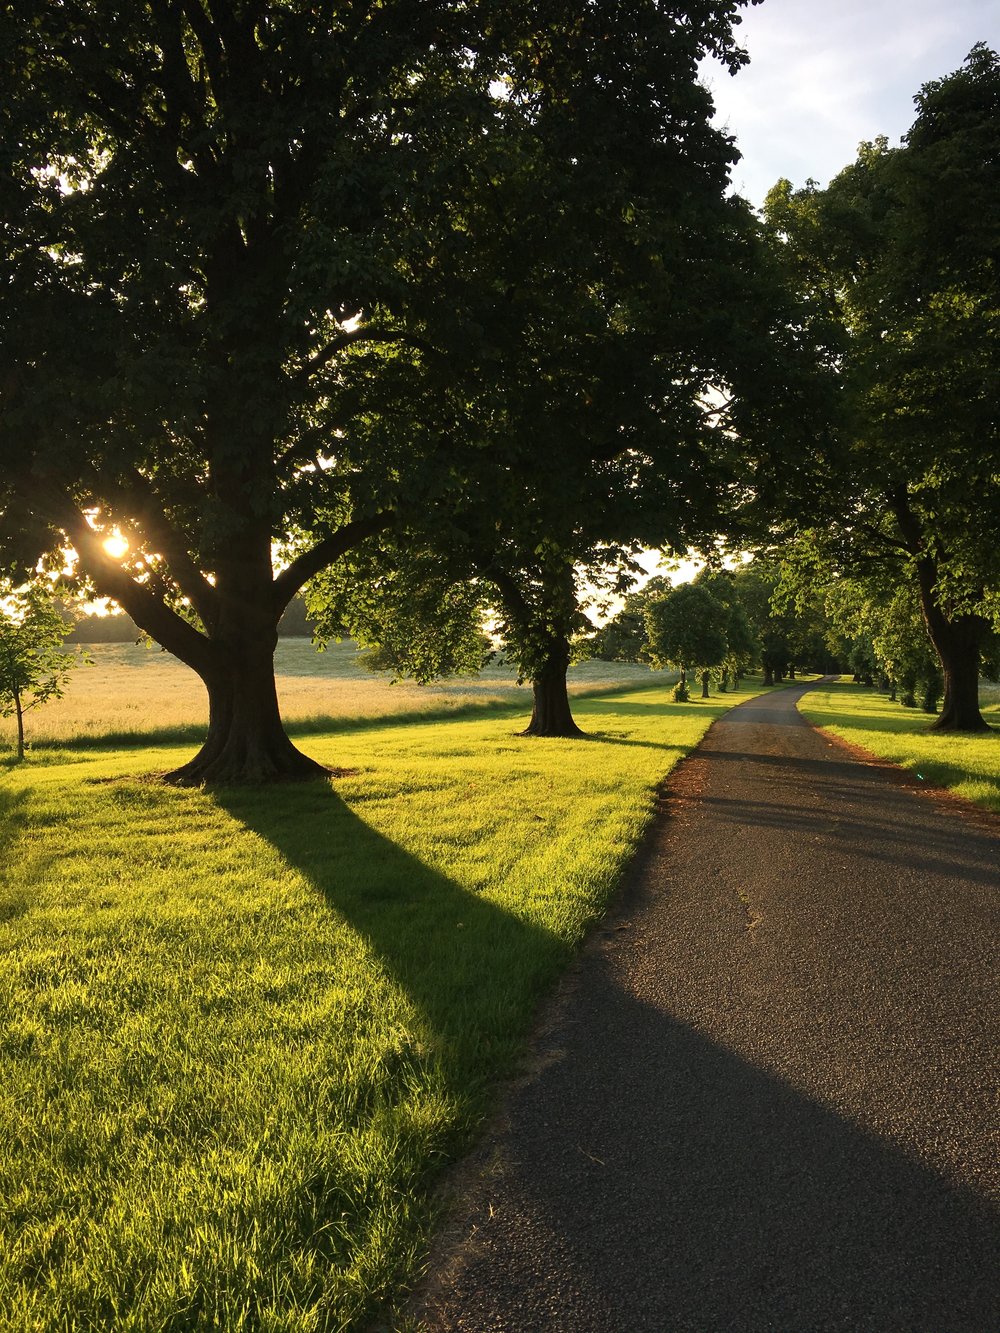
(0, 681, 768, 1330)
(0, 639, 664, 753)
(799, 679, 1000, 812)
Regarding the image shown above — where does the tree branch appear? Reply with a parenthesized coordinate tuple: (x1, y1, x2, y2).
(177, 0, 228, 96)
(107, 469, 221, 633)
(854, 521, 913, 555)
(884, 486, 926, 557)
(296, 326, 432, 382)
(271, 512, 394, 614)
(31, 485, 221, 678)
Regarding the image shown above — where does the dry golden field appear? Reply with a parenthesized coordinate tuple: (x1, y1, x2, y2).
(1, 638, 661, 750)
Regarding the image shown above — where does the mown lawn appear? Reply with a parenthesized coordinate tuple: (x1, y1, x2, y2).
(0, 681, 768, 1332)
(799, 679, 1000, 813)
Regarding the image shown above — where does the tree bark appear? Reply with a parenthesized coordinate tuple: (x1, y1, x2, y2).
(166, 651, 328, 784)
(890, 488, 989, 732)
(923, 613, 988, 731)
(14, 686, 24, 762)
(700, 669, 711, 698)
(522, 652, 585, 738)
(908, 556, 988, 732)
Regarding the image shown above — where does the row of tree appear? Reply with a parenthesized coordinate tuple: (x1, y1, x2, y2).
(589, 561, 835, 693)
(1, 4, 996, 781)
(591, 549, 997, 721)
(758, 44, 1000, 732)
(1, 0, 813, 780)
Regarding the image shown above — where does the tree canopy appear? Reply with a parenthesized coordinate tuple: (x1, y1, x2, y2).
(645, 581, 728, 697)
(762, 45, 1000, 730)
(0, 0, 776, 778)
(0, 579, 82, 760)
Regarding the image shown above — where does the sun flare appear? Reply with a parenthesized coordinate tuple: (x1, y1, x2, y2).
(102, 532, 129, 560)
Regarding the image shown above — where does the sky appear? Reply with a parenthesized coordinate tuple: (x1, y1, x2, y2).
(700, 0, 1000, 208)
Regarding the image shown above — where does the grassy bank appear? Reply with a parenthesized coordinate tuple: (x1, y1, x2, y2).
(799, 679, 1000, 813)
(0, 680, 768, 1331)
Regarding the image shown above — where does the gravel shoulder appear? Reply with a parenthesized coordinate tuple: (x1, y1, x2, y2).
(411, 680, 1000, 1333)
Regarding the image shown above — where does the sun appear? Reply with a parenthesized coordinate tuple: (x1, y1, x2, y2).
(102, 531, 129, 559)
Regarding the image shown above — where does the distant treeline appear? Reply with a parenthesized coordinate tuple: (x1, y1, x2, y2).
(66, 595, 314, 642)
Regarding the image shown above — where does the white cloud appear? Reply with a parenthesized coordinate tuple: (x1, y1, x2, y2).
(702, 0, 997, 204)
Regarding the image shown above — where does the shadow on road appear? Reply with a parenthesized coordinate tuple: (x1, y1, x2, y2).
(695, 791, 1000, 889)
(433, 961, 1000, 1332)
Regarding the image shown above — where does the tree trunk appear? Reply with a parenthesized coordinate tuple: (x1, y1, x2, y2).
(762, 665, 774, 686)
(889, 488, 989, 733)
(487, 561, 584, 739)
(909, 558, 989, 732)
(521, 650, 584, 738)
(700, 669, 711, 698)
(166, 651, 328, 784)
(926, 616, 988, 731)
(14, 686, 24, 762)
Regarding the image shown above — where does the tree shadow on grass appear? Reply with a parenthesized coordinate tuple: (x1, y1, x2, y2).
(0, 785, 31, 922)
(212, 782, 568, 1077)
(211, 781, 1000, 1332)
(575, 698, 730, 719)
(577, 733, 689, 754)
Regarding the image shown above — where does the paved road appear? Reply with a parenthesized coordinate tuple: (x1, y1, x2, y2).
(416, 681, 1000, 1332)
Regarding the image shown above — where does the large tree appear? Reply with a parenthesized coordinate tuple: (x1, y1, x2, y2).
(304, 122, 812, 737)
(763, 45, 1000, 730)
(0, 0, 768, 779)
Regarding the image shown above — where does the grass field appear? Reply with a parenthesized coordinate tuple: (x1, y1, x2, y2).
(799, 678, 1000, 813)
(0, 639, 662, 753)
(0, 668, 775, 1331)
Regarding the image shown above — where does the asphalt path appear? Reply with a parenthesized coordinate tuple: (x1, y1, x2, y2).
(415, 680, 1000, 1332)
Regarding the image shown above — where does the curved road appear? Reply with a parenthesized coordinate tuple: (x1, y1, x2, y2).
(416, 680, 1000, 1332)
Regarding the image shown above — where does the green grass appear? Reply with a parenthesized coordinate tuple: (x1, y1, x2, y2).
(0, 679, 774, 1331)
(799, 678, 1000, 812)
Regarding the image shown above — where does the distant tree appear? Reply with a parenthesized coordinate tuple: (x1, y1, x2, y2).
(821, 576, 949, 711)
(645, 583, 728, 700)
(275, 596, 315, 640)
(694, 569, 758, 688)
(0, 582, 82, 760)
(308, 536, 605, 736)
(728, 562, 796, 684)
(65, 607, 140, 644)
(588, 577, 674, 664)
